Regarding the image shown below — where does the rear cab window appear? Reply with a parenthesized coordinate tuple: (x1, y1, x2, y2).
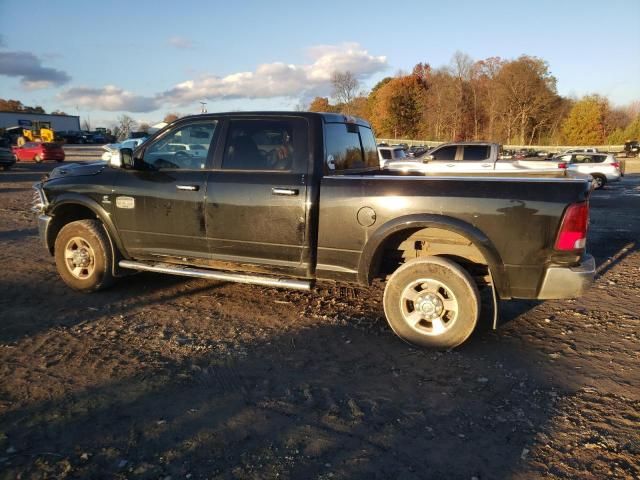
(462, 145, 490, 161)
(324, 122, 378, 174)
(221, 118, 308, 172)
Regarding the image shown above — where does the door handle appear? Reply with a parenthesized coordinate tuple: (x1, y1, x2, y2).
(176, 185, 199, 191)
(446, 164, 455, 167)
(272, 187, 299, 196)
(482, 163, 492, 167)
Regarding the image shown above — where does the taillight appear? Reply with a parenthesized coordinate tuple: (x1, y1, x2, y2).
(558, 162, 567, 169)
(555, 202, 589, 251)
(611, 162, 620, 168)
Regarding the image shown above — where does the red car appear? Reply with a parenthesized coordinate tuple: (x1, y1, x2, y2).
(12, 142, 65, 163)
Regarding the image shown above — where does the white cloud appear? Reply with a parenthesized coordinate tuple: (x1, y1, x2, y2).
(57, 85, 160, 112)
(57, 43, 388, 113)
(159, 42, 387, 106)
(168, 36, 194, 49)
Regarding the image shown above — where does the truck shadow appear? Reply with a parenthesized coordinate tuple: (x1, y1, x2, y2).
(0, 273, 223, 345)
(0, 319, 570, 479)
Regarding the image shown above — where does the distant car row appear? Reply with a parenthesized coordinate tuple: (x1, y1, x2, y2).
(379, 142, 625, 189)
(55, 130, 115, 144)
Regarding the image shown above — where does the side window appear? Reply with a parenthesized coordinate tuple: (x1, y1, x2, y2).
(359, 126, 379, 168)
(380, 149, 392, 160)
(393, 149, 407, 159)
(325, 123, 378, 172)
(462, 145, 490, 161)
(431, 146, 457, 161)
(572, 155, 590, 164)
(222, 118, 307, 171)
(143, 121, 217, 170)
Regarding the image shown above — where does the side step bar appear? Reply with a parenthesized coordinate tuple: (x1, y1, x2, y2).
(119, 260, 312, 291)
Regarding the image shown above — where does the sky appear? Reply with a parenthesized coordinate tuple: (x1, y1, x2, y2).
(1, 0, 639, 128)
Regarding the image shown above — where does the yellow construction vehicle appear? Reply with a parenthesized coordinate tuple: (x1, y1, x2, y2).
(15, 121, 55, 146)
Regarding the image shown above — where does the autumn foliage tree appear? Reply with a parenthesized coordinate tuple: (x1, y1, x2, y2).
(310, 56, 637, 145)
(561, 95, 609, 144)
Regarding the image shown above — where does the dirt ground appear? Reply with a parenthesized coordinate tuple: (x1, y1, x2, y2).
(0, 159, 638, 479)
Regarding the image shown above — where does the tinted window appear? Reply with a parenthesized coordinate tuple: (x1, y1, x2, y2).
(360, 126, 379, 168)
(572, 155, 595, 164)
(144, 121, 217, 170)
(222, 118, 308, 171)
(393, 148, 407, 159)
(462, 145, 490, 161)
(380, 149, 392, 160)
(325, 123, 378, 172)
(432, 146, 457, 160)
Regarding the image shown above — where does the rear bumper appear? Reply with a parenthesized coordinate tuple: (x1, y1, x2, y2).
(537, 254, 595, 299)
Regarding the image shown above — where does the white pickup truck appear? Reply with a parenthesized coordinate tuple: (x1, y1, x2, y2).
(385, 142, 565, 174)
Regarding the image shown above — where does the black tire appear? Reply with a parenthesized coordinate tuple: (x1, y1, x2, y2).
(383, 257, 480, 349)
(54, 219, 114, 292)
(34, 154, 42, 163)
(592, 174, 606, 190)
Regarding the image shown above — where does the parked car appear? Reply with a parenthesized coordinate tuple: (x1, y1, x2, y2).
(101, 138, 147, 164)
(12, 142, 65, 163)
(408, 145, 429, 158)
(553, 152, 623, 189)
(624, 140, 639, 158)
(377, 146, 408, 167)
(56, 131, 86, 144)
(385, 142, 567, 174)
(91, 132, 107, 144)
(33, 112, 595, 350)
(0, 139, 17, 170)
(561, 148, 599, 155)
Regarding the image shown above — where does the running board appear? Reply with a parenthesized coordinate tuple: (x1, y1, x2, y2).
(119, 260, 312, 290)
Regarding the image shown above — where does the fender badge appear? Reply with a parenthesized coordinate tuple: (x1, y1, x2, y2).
(116, 196, 135, 209)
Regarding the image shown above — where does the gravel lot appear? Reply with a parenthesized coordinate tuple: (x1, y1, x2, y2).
(0, 157, 638, 479)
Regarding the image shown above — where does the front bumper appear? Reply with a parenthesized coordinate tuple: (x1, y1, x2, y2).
(37, 214, 53, 252)
(537, 254, 595, 299)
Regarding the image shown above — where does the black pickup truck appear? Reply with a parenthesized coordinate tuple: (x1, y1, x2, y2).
(33, 112, 595, 348)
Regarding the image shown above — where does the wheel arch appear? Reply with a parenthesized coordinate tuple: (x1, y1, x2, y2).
(358, 214, 509, 298)
(46, 194, 127, 274)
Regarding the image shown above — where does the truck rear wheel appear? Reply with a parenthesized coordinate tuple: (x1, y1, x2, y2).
(383, 257, 480, 349)
(54, 219, 114, 292)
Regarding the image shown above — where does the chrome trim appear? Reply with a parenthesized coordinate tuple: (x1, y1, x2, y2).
(327, 175, 589, 183)
(119, 260, 312, 290)
(272, 187, 299, 196)
(537, 255, 595, 299)
(31, 183, 49, 213)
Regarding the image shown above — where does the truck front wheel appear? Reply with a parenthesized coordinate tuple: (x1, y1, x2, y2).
(54, 219, 114, 292)
(383, 257, 480, 349)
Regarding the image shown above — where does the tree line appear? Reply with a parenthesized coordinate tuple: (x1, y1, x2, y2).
(309, 53, 640, 146)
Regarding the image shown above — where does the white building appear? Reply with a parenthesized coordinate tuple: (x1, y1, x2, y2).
(0, 111, 81, 132)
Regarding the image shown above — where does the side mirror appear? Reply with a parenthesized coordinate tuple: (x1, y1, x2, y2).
(422, 154, 434, 163)
(120, 148, 134, 168)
